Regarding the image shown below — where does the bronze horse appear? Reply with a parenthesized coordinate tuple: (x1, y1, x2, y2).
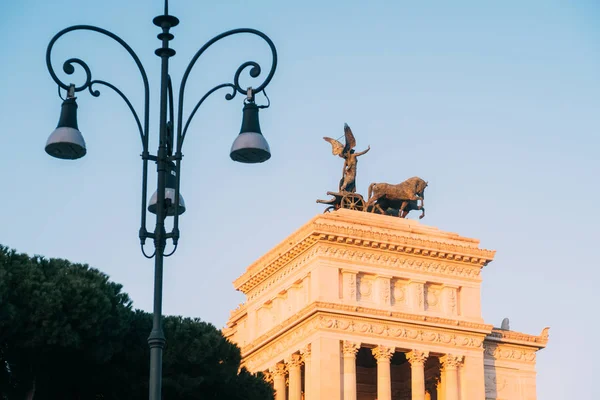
(366, 177, 427, 219)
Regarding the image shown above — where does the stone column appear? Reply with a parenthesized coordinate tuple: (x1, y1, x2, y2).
(372, 345, 394, 400)
(288, 354, 303, 400)
(301, 344, 312, 400)
(407, 350, 429, 400)
(272, 362, 287, 400)
(342, 341, 360, 400)
(440, 354, 463, 400)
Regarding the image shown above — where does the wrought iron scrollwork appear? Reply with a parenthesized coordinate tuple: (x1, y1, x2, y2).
(46, 23, 278, 258)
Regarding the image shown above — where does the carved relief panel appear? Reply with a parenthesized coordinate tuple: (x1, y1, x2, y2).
(424, 283, 442, 312)
(391, 278, 408, 308)
(357, 273, 375, 303)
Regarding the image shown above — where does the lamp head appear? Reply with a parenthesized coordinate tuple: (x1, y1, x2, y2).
(230, 101, 271, 164)
(148, 161, 186, 216)
(45, 97, 86, 160)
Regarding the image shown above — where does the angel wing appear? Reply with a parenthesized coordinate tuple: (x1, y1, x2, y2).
(323, 137, 345, 157)
(343, 123, 356, 153)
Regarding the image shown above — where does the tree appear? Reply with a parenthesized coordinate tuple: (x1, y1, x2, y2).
(0, 245, 133, 399)
(0, 246, 274, 400)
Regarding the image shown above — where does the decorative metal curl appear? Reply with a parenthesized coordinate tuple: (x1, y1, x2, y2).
(46, 25, 153, 242)
(176, 28, 278, 151)
(46, 25, 150, 146)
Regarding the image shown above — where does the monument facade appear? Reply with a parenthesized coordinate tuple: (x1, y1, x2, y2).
(224, 210, 548, 400)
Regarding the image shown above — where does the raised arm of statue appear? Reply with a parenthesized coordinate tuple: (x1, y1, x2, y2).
(354, 146, 370, 157)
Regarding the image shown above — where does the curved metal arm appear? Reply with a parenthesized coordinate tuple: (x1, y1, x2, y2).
(89, 80, 144, 144)
(175, 28, 278, 151)
(46, 25, 150, 149)
(46, 25, 153, 241)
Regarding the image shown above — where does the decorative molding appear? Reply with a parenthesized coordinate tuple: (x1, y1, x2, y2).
(243, 311, 488, 372)
(342, 341, 361, 356)
(440, 354, 464, 370)
(483, 342, 537, 363)
(406, 349, 429, 366)
(235, 212, 496, 294)
(486, 327, 549, 348)
(241, 300, 494, 358)
(372, 345, 394, 361)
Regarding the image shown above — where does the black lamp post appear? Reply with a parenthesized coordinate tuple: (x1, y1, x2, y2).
(44, 1, 277, 399)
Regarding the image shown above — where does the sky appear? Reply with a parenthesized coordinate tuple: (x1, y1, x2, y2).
(1, 0, 598, 398)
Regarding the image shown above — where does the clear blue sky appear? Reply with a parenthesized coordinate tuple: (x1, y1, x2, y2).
(1, 0, 598, 398)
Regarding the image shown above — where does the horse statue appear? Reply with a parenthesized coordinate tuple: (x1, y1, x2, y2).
(366, 177, 428, 219)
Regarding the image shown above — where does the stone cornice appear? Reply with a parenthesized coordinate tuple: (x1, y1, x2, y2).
(234, 211, 496, 294)
(485, 327, 549, 349)
(239, 301, 494, 359)
(242, 309, 491, 371)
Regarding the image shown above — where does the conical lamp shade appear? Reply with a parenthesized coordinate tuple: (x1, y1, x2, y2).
(45, 98, 86, 160)
(230, 102, 271, 163)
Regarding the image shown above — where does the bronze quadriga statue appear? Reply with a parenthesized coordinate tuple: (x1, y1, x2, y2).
(365, 177, 427, 219)
(316, 123, 427, 219)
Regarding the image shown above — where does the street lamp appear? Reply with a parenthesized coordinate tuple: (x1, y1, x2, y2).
(43, 1, 277, 399)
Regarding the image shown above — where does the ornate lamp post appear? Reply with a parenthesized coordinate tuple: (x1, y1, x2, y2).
(44, 1, 277, 399)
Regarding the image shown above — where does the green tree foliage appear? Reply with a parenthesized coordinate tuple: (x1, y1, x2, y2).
(0, 245, 133, 399)
(0, 246, 274, 400)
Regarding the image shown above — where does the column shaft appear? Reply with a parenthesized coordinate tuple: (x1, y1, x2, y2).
(407, 350, 429, 400)
(440, 354, 463, 400)
(288, 355, 302, 400)
(342, 341, 360, 400)
(273, 363, 287, 400)
(372, 346, 394, 400)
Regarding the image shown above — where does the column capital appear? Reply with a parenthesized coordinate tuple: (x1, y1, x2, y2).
(300, 343, 311, 360)
(372, 345, 394, 361)
(287, 353, 303, 368)
(440, 354, 464, 370)
(272, 362, 287, 376)
(406, 349, 429, 366)
(263, 371, 274, 384)
(342, 341, 361, 356)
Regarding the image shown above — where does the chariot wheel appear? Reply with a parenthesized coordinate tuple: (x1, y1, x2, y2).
(341, 193, 365, 211)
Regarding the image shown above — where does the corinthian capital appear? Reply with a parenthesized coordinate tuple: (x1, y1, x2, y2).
(342, 341, 361, 356)
(440, 354, 464, 370)
(300, 344, 312, 362)
(406, 350, 429, 366)
(371, 345, 394, 361)
(287, 353, 303, 368)
(272, 362, 287, 377)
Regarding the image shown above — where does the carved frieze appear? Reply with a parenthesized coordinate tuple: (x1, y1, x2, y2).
(243, 311, 488, 372)
(483, 342, 537, 363)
